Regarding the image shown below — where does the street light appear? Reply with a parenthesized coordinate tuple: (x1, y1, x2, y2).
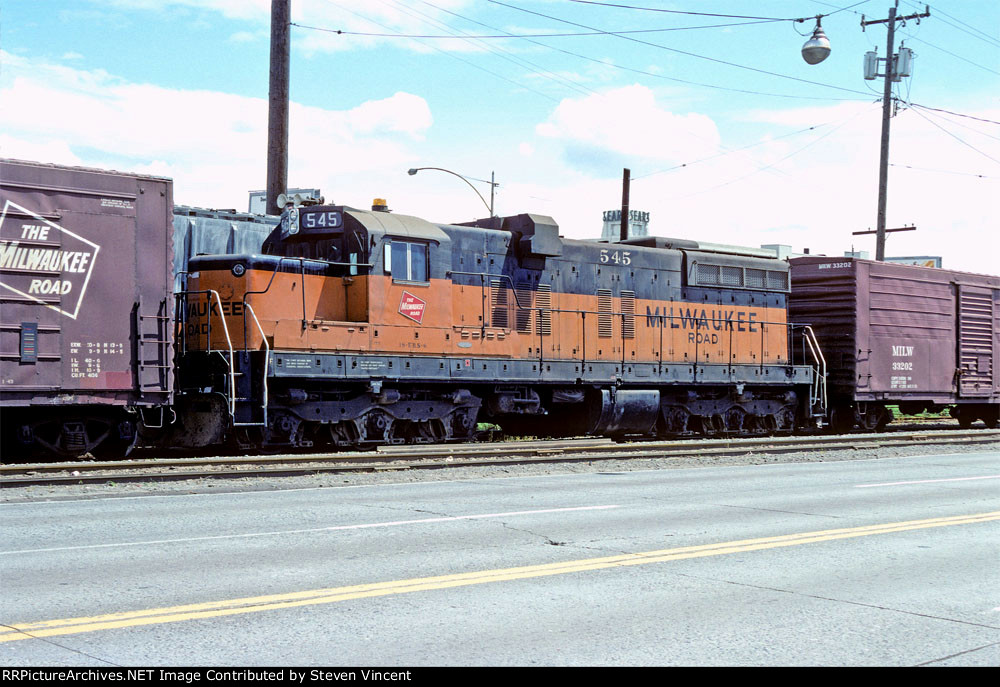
(801, 17, 831, 65)
(407, 167, 498, 217)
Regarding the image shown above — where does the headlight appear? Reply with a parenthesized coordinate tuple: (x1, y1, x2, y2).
(287, 207, 300, 235)
(231, 263, 246, 277)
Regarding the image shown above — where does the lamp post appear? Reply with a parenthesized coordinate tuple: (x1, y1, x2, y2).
(407, 167, 498, 217)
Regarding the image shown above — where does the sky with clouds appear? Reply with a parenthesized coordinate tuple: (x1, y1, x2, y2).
(2, 0, 997, 273)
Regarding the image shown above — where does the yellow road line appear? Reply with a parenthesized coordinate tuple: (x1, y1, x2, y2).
(3, 510, 997, 643)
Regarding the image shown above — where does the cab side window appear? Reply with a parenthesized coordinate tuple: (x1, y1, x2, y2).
(386, 240, 428, 282)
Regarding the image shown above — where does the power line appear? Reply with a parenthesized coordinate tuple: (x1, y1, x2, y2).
(573, 0, 875, 22)
(307, 0, 872, 103)
(631, 121, 844, 180)
(311, 0, 561, 102)
(566, 1, 803, 22)
(809, 0, 873, 17)
(290, 18, 788, 39)
(909, 103, 1000, 143)
(487, 0, 874, 97)
(378, 0, 597, 98)
(902, 0, 1000, 49)
(909, 103, 1000, 127)
(906, 106, 1000, 166)
(890, 162, 997, 179)
(900, 35, 1000, 76)
(670, 104, 876, 198)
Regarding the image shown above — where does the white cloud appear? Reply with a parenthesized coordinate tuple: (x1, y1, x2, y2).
(536, 84, 721, 169)
(227, 31, 258, 44)
(0, 51, 432, 209)
(509, 94, 999, 275)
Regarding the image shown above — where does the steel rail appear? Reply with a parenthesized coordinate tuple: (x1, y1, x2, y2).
(2, 431, 997, 488)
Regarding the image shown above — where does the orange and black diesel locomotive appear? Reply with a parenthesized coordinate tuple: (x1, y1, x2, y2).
(165, 201, 826, 451)
(8, 160, 998, 459)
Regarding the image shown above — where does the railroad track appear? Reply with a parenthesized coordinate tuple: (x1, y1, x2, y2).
(2, 430, 998, 488)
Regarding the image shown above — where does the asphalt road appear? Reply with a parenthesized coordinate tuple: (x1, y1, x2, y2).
(1, 449, 998, 666)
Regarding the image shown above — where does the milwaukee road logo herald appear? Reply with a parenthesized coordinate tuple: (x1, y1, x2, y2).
(0, 201, 100, 319)
(398, 291, 427, 324)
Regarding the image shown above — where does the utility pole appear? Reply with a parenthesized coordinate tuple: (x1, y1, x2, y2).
(266, 0, 291, 216)
(861, 2, 930, 260)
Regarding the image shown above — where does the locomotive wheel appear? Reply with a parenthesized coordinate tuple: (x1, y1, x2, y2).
(724, 407, 747, 432)
(327, 421, 361, 448)
(829, 406, 855, 433)
(364, 409, 393, 443)
(265, 412, 307, 449)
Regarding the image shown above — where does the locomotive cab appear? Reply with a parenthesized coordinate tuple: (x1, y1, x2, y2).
(263, 205, 367, 275)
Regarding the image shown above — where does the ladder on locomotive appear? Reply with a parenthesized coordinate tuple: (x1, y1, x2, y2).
(175, 289, 270, 428)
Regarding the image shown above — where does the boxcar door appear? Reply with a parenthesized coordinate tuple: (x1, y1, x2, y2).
(956, 283, 995, 397)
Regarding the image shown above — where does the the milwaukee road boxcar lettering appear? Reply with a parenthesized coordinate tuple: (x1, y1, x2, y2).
(0, 242, 94, 273)
(0, 200, 101, 320)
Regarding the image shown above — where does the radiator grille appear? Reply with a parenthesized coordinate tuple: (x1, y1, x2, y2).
(490, 280, 508, 329)
(598, 289, 613, 338)
(536, 284, 552, 336)
(621, 290, 635, 339)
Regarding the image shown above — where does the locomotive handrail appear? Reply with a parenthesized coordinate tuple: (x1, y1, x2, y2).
(798, 324, 828, 414)
(177, 288, 238, 421)
(233, 302, 269, 428)
(238, 256, 376, 334)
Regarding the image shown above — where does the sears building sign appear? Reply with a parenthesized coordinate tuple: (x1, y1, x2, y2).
(0, 200, 100, 319)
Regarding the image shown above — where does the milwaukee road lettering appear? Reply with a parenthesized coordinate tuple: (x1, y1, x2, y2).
(0, 203, 101, 319)
(0, 241, 93, 275)
(645, 305, 764, 343)
(184, 300, 245, 335)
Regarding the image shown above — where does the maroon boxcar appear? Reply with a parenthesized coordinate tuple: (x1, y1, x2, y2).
(0, 159, 174, 456)
(789, 256, 999, 430)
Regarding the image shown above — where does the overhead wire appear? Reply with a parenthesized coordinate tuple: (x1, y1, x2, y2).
(377, 0, 598, 98)
(905, 106, 1000, 166)
(896, 11, 1000, 76)
(668, 102, 878, 198)
(407, 0, 868, 173)
(573, 0, 874, 21)
(565, 1, 805, 22)
(486, 0, 875, 97)
(630, 121, 845, 181)
(290, 18, 792, 39)
(890, 163, 997, 179)
(297, 1, 875, 102)
(909, 103, 1000, 143)
(418, 0, 872, 101)
(309, 0, 561, 102)
(908, 104, 1000, 126)
(902, 0, 1000, 49)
